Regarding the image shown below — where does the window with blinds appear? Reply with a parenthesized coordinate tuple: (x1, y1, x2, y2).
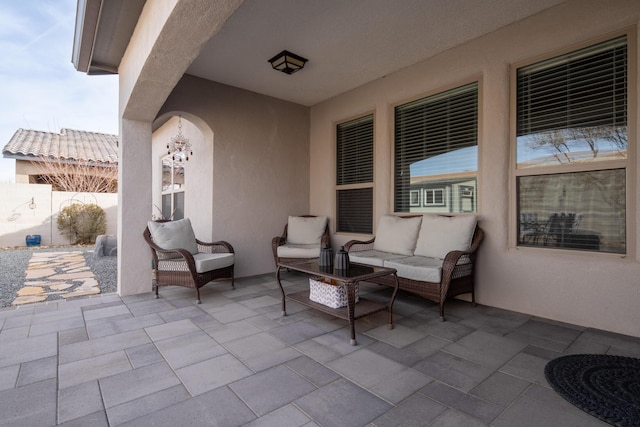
(515, 35, 628, 254)
(336, 114, 373, 234)
(394, 82, 478, 213)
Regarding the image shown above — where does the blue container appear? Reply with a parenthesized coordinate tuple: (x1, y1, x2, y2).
(26, 235, 41, 247)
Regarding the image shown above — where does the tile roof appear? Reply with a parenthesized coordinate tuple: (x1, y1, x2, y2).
(2, 128, 118, 165)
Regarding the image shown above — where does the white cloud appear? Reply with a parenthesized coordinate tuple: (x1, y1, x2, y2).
(0, 0, 119, 183)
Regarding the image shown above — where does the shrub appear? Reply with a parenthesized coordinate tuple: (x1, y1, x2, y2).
(57, 203, 106, 244)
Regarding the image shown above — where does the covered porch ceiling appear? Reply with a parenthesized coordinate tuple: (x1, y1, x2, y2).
(75, 0, 568, 107)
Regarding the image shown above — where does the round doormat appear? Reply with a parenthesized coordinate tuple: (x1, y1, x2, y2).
(544, 354, 640, 426)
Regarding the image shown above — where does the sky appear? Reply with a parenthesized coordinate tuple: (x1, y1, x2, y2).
(0, 0, 119, 183)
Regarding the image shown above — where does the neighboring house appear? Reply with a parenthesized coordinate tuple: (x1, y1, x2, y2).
(2, 128, 118, 192)
(72, 0, 640, 339)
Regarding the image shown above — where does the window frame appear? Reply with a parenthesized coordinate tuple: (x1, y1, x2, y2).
(509, 29, 636, 256)
(392, 79, 481, 215)
(161, 155, 186, 220)
(335, 112, 375, 235)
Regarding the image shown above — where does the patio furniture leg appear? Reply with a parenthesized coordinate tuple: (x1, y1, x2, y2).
(196, 287, 201, 304)
(387, 273, 399, 330)
(275, 266, 287, 316)
(347, 282, 357, 345)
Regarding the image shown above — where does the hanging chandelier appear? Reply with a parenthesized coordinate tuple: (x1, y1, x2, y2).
(167, 115, 193, 161)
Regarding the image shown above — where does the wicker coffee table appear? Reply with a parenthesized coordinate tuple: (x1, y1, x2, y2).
(276, 259, 399, 345)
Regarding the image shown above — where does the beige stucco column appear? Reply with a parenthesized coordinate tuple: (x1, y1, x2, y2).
(117, 119, 153, 295)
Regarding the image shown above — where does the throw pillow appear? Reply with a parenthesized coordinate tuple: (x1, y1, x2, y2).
(373, 215, 422, 256)
(414, 215, 477, 259)
(287, 216, 328, 245)
(147, 218, 199, 255)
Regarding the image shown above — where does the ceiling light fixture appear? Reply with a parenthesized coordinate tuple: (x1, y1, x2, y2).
(167, 115, 192, 161)
(268, 50, 308, 75)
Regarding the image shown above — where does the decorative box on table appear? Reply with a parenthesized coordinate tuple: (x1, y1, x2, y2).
(309, 277, 359, 309)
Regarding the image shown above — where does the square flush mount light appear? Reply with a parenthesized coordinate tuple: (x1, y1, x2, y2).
(268, 50, 308, 74)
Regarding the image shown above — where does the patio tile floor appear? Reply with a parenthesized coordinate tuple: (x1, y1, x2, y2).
(0, 270, 638, 426)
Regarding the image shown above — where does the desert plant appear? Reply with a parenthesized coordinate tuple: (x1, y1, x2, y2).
(57, 203, 106, 244)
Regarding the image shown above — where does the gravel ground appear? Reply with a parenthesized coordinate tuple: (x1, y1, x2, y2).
(0, 247, 117, 309)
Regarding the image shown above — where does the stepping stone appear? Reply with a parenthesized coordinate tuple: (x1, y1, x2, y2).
(26, 269, 56, 279)
(49, 284, 73, 291)
(17, 287, 45, 296)
(12, 295, 48, 305)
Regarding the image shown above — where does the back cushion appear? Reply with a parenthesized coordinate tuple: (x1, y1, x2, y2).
(287, 216, 328, 245)
(147, 218, 199, 255)
(414, 215, 477, 259)
(373, 215, 422, 256)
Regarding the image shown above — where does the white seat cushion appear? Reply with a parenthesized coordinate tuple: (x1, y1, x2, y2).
(193, 253, 234, 273)
(277, 243, 321, 259)
(414, 215, 477, 259)
(287, 216, 328, 245)
(147, 218, 199, 255)
(373, 215, 422, 256)
(349, 250, 408, 267)
(384, 256, 443, 283)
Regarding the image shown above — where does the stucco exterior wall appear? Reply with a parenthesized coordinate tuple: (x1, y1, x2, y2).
(158, 75, 310, 278)
(151, 116, 213, 239)
(309, 0, 640, 337)
(0, 183, 117, 247)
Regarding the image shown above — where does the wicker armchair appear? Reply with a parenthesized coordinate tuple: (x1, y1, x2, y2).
(143, 219, 235, 303)
(272, 215, 330, 266)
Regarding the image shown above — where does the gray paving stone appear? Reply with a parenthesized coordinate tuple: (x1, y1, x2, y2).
(444, 330, 528, 369)
(230, 364, 316, 416)
(499, 352, 549, 386)
(420, 381, 503, 423)
(0, 365, 18, 391)
(16, 355, 57, 386)
(86, 312, 164, 339)
(126, 298, 176, 317)
(285, 356, 341, 387)
(0, 378, 57, 427)
(119, 383, 256, 426)
(243, 404, 312, 427)
(515, 319, 583, 345)
(430, 409, 487, 427)
(154, 330, 227, 369)
(59, 351, 132, 389)
(58, 380, 104, 424)
(57, 410, 109, 427)
(105, 384, 191, 426)
(372, 393, 447, 427)
(29, 315, 86, 336)
(413, 350, 494, 392)
(144, 318, 200, 341)
(0, 332, 57, 368)
(224, 332, 301, 371)
(58, 326, 89, 346)
(82, 303, 131, 322)
(367, 340, 425, 366)
(59, 329, 150, 364)
(295, 378, 391, 426)
(204, 318, 262, 343)
(126, 342, 165, 368)
(99, 361, 181, 408)
(268, 319, 329, 345)
(175, 353, 253, 396)
(328, 348, 431, 403)
(470, 371, 531, 407)
(158, 305, 208, 323)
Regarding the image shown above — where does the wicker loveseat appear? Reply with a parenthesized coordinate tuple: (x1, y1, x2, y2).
(345, 214, 483, 321)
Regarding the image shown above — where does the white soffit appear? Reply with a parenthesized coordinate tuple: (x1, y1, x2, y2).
(186, 0, 567, 106)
